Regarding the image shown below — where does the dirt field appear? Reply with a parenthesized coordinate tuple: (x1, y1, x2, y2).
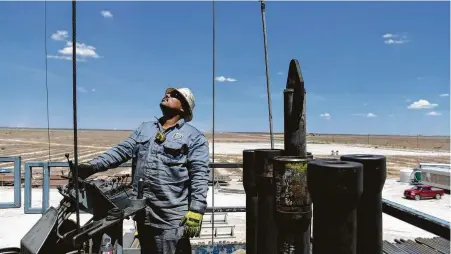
(0, 128, 449, 182)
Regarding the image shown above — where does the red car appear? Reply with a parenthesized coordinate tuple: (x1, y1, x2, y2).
(404, 185, 445, 200)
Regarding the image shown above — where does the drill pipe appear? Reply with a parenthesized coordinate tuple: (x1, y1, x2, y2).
(307, 159, 363, 254)
(255, 149, 283, 254)
(340, 154, 387, 254)
(272, 156, 312, 254)
(243, 149, 258, 254)
(284, 60, 307, 157)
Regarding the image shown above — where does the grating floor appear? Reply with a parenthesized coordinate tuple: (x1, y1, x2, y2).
(383, 237, 450, 254)
(124, 235, 450, 254)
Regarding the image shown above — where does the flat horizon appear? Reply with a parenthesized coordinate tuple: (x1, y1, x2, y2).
(0, 126, 449, 137)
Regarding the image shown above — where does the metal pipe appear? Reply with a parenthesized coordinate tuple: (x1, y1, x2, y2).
(259, 0, 275, 149)
(340, 154, 387, 254)
(307, 159, 363, 254)
(71, 0, 81, 240)
(255, 149, 283, 254)
(243, 149, 258, 254)
(272, 156, 311, 254)
(284, 88, 294, 156)
(282, 59, 310, 253)
(211, 0, 216, 244)
(284, 60, 306, 157)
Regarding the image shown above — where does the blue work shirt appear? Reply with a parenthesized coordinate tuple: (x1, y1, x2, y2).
(89, 118, 210, 229)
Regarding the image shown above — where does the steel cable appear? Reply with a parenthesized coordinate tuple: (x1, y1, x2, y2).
(71, 0, 81, 248)
(211, 0, 216, 245)
(260, 0, 275, 149)
(44, 0, 51, 162)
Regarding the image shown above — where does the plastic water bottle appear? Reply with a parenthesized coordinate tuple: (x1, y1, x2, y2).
(101, 237, 113, 254)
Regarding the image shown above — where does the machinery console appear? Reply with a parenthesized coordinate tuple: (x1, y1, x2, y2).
(15, 154, 147, 254)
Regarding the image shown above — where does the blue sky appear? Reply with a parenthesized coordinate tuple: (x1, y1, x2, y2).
(0, 1, 449, 135)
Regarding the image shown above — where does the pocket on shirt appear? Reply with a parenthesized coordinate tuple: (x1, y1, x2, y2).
(160, 140, 188, 166)
(135, 137, 152, 180)
(135, 137, 151, 159)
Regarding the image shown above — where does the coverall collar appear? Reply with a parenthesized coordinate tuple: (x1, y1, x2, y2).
(155, 117, 186, 130)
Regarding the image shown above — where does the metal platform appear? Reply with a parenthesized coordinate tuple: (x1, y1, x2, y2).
(383, 237, 450, 254)
(120, 236, 450, 254)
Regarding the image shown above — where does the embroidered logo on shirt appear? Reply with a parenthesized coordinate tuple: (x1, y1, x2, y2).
(172, 132, 183, 140)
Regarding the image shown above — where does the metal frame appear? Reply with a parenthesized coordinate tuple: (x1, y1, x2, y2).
(23, 161, 245, 215)
(24, 161, 131, 214)
(0, 156, 21, 208)
(24, 162, 50, 214)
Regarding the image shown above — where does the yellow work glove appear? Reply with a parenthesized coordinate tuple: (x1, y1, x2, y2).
(180, 211, 203, 238)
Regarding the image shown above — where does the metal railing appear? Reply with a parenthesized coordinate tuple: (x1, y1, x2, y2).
(0, 156, 21, 208)
(0, 156, 449, 246)
(1, 158, 246, 214)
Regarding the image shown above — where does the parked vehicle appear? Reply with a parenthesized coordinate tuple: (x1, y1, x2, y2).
(403, 185, 445, 201)
(418, 163, 450, 191)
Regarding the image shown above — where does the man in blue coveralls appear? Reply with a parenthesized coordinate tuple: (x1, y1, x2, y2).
(78, 87, 210, 254)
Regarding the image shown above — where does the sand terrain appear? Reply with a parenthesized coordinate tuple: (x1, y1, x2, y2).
(0, 128, 449, 181)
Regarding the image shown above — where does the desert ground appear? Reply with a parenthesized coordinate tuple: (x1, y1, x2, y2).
(0, 128, 450, 249)
(0, 128, 449, 184)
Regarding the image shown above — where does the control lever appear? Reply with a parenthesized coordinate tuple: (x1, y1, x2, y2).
(64, 153, 85, 192)
(65, 153, 74, 177)
(137, 178, 144, 199)
(124, 174, 130, 187)
(128, 178, 146, 221)
(118, 175, 124, 187)
(111, 179, 117, 190)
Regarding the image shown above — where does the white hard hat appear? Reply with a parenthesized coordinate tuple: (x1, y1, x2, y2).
(165, 87, 195, 122)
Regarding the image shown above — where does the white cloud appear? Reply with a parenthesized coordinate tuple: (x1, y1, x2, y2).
(101, 10, 113, 18)
(77, 86, 88, 93)
(382, 33, 409, 45)
(46, 54, 86, 62)
(51, 30, 69, 41)
(46, 55, 72, 61)
(320, 113, 331, 120)
(76, 86, 97, 93)
(426, 111, 442, 116)
(48, 30, 101, 62)
(353, 113, 377, 118)
(407, 99, 438, 109)
(215, 76, 237, 82)
(439, 93, 449, 97)
(277, 71, 283, 75)
(58, 41, 100, 59)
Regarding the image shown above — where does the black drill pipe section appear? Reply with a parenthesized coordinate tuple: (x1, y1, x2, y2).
(283, 60, 311, 254)
(284, 60, 307, 158)
(340, 154, 387, 254)
(272, 156, 311, 254)
(307, 159, 363, 254)
(243, 149, 258, 254)
(284, 88, 294, 156)
(255, 149, 284, 254)
(382, 198, 451, 240)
